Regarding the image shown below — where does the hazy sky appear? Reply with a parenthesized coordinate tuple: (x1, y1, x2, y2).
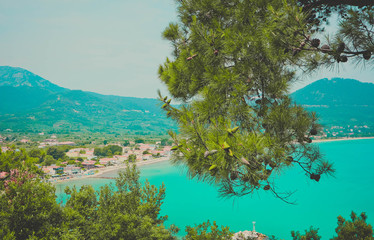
(0, 0, 373, 98)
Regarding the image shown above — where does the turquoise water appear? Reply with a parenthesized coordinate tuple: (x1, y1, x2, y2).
(56, 139, 374, 239)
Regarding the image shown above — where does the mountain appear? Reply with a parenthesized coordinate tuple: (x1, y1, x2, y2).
(0, 66, 175, 134)
(291, 78, 374, 126)
(2, 67, 372, 133)
(292, 78, 374, 106)
(0, 66, 66, 92)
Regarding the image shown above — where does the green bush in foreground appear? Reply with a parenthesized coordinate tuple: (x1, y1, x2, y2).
(0, 164, 175, 240)
(0, 161, 372, 239)
(290, 212, 373, 240)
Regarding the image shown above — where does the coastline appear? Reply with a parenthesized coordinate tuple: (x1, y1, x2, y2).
(312, 136, 374, 143)
(53, 157, 170, 184)
(52, 136, 374, 184)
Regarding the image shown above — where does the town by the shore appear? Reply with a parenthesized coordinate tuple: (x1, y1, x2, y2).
(54, 157, 171, 184)
(51, 136, 374, 184)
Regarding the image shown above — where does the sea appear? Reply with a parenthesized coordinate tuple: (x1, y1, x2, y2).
(55, 139, 374, 239)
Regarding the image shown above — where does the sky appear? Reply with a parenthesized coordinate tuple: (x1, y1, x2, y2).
(0, 0, 373, 98)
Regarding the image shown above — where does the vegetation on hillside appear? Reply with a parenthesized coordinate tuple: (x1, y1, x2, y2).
(94, 145, 123, 157)
(291, 78, 374, 127)
(0, 67, 177, 134)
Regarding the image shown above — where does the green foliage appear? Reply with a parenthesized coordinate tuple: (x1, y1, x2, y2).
(94, 145, 122, 157)
(0, 170, 65, 239)
(159, 0, 333, 201)
(161, 138, 172, 146)
(43, 155, 57, 166)
(123, 140, 130, 146)
(0, 66, 177, 135)
(63, 163, 175, 239)
(291, 212, 374, 240)
(291, 227, 321, 240)
(135, 138, 145, 144)
(0, 149, 39, 175)
(128, 154, 137, 162)
(184, 220, 233, 240)
(28, 148, 46, 160)
(47, 146, 66, 160)
(0, 164, 176, 240)
(315, 7, 374, 68)
(275, 2, 374, 70)
(291, 78, 374, 127)
(67, 159, 76, 165)
(332, 212, 374, 240)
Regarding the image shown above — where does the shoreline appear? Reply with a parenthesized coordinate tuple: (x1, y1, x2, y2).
(312, 136, 374, 143)
(53, 157, 170, 184)
(53, 136, 374, 184)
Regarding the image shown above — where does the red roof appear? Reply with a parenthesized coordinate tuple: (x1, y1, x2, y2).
(82, 160, 96, 165)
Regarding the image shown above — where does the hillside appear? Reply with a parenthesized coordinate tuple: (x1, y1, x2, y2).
(0, 66, 66, 92)
(1, 67, 373, 134)
(291, 78, 374, 127)
(0, 66, 175, 134)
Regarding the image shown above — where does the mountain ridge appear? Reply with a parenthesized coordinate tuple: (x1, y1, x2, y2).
(1, 66, 373, 133)
(0, 66, 67, 93)
(292, 77, 374, 106)
(291, 77, 374, 126)
(0, 66, 174, 133)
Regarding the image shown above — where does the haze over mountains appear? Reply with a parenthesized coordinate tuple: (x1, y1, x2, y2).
(0, 66, 373, 133)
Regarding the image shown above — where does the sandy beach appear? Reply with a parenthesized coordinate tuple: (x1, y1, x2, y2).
(53, 136, 374, 184)
(53, 157, 170, 184)
(313, 136, 374, 143)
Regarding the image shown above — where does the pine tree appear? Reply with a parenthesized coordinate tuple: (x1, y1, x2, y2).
(158, 0, 334, 202)
(291, 227, 321, 240)
(332, 212, 374, 240)
(291, 2, 374, 68)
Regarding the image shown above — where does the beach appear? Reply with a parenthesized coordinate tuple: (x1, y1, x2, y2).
(54, 138, 374, 239)
(313, 136, 374, 143)
(54, 136, 374, 184)
(54, 157, 171, 184)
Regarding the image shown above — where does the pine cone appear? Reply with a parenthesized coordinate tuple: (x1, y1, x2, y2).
(310, 173, 321, 182)
(311, 38, 320, 48)
(363, 51, 371, 60)
(340, 55, 348, 62)
(310, 128, 318, 135)
(337, 42, 345, 52)
(321, 44, 331, 53)
(230, 172, 238, 180)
